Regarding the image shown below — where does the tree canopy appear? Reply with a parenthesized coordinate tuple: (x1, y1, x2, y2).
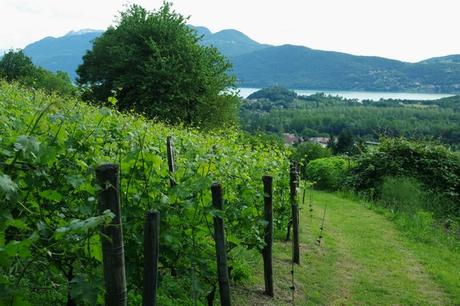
(247, 85, 298, 102)
(0, 50, 75, 96)
(77, 3, 239, 128)
(0, 50, 35, 82)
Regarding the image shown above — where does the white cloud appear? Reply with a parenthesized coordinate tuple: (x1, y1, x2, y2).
(1, 0, 459, 61)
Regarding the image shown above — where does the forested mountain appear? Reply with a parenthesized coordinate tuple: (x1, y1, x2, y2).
(23, 30, 103, 80)
(19, 26, 460, 92)
(189, 26, 270, 57)
(419, 54, 460, 64)
(232, 45, 460, 92)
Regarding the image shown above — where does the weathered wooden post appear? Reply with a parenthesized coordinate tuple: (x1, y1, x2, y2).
(262, 175, 274, 297)
(143, 211, 160, 306)
(166, 137, 179, 276)
(166, 136, 176, 187)
(211, 183, 232, 306)
(290, 162, 300, 265)
(96, 164, 127, 306)
(285, 220, 292, 241)
(295, 161, 300, 188)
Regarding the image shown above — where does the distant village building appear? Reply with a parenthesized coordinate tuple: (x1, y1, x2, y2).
(283, 133, 300, 146)
(283, 134, 332, 147)
(308, 137, 330, 148)
(365, 141, 380, 146)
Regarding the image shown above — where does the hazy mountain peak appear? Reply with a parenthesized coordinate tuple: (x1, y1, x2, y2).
(213, 29, 253, 40)
(188, 25, 212, 38)
(419, 54, 460, 64)
(201, 28, 269, 57)
(65, 29, 103, 37)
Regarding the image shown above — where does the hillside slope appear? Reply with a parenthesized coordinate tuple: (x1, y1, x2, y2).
(231, 45, 460, 92)
(234, 191, 460, 305)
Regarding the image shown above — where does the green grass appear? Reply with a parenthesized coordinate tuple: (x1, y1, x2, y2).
(233, 190, 460, 305)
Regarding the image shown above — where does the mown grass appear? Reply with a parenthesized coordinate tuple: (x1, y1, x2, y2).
(233, 189, 459, 305)
(359, 199, 460, 303)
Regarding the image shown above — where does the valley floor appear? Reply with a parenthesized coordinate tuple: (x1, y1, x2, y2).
(233, 190, 460, 305)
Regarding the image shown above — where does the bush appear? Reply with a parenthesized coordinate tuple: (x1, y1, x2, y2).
(291, 142, 331, 178)
(306, 156, 350, 190)
(348, 138, 460, 217)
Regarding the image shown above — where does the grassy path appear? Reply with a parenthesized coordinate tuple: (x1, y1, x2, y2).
(233, 190, 459, 305)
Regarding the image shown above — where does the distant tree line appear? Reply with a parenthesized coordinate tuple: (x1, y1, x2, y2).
(240, 87, 460, 147)
(0, 50, 75, 96)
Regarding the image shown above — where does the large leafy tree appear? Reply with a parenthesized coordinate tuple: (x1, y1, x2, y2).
(0, 50, 35, 82)
(77, 3, 239, 128)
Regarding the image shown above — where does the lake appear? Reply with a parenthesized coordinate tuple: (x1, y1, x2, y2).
(238, 87, 454, 101)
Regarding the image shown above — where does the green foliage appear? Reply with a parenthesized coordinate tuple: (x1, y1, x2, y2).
(306, 156, 350, 190)
(291, 142, 331, 178)
(348, 138, 460, 217)
(333, 130, 355, 155)
(240, 93, 460, 147)
(0, 50, 76, 96)
(77, 3, 239, 129)
(32, 69, 76, 96)
(0, 50, 35, 82)
(0, 82, 290, 304)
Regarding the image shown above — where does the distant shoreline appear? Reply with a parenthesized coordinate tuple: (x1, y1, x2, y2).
(238, 87, 455, 101)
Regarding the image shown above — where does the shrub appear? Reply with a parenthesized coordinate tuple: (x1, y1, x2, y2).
(348, 138, 460, 217)
(306, 156, 350, 190)
(291, 142, 331, 178)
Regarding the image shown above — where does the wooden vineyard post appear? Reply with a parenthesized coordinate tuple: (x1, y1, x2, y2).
(96, 164, 127, 306)
(211, 183, 232, 306)
(295, 161, 300, 188)
(290, 162, 300, 265)
(166, 136, 176, 187)
(143, 211, 160, 306)
(262, 176, 274, 297)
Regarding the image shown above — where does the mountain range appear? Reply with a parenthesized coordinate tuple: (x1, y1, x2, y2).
(20, 26, 460, 93)
(23, 29, 103, 81)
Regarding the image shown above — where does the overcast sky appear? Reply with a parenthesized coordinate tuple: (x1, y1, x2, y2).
(1, 0, 459, 62)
